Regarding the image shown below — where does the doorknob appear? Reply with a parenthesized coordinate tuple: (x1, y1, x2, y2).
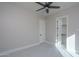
(40, 34, 42, 36)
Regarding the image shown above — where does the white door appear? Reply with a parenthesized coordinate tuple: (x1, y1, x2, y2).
(39, 19, 46, 42)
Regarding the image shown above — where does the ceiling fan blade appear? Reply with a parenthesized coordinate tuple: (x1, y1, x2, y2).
(46, 9, 49, 13)
(35, 2, 45, 6)
(49, 6, 60, 8)
(48, 2, 53, 6)
(45, 2, 48, 5)
(36, 7, 45, 11)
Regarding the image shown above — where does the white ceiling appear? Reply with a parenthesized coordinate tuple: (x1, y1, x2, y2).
(16, 2, 79, 16)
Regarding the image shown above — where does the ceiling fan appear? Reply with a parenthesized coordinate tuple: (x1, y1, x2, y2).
(35, 2, 60, 13)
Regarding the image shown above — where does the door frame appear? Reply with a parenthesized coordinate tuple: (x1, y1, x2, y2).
(39, 19, 46, 42)
(56, 15, 68, 48)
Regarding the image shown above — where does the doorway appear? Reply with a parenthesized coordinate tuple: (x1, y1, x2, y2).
(56, 16, 68, 49)
(39, 19, 46, 42)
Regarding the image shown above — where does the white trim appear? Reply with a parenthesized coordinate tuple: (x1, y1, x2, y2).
(44, 40, 50, 44)
(55, 16, 71, 57)
(44, 40, 56, 46)
(39, 19, 46, 43)
(44, 40, 54, 45)
(0, 41, 43, 56)
(56, 16, 68, 44)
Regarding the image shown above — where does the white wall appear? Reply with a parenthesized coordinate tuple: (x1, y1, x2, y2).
(46, 16, 56, 44)
(0, 3, 44, 49)
(46, 4, 79, 50)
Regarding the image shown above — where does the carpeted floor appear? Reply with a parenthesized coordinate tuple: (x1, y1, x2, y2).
(1, 42, 62, 57)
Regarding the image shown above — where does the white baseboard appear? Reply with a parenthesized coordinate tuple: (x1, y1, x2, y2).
(0, 40, 73, 57)
(44, 40, 54, 45)
(0, 41, 43, 56)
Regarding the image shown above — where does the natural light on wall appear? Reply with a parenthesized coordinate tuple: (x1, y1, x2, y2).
(66, 34, 75, 55)
(55, 34, 79, 57)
